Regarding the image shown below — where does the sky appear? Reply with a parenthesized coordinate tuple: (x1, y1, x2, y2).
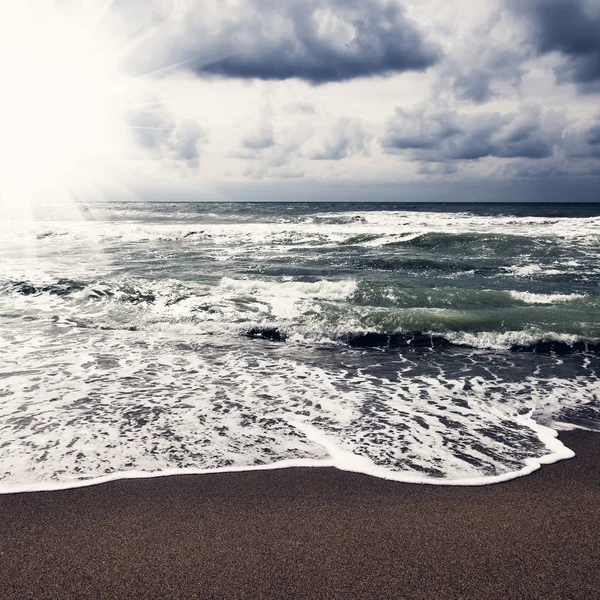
(4, 0, 600, 202)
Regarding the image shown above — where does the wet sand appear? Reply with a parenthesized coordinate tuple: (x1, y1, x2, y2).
(1, 430, 599, 599)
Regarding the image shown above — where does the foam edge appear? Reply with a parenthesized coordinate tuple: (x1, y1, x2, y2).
(0, 418, 577, 495)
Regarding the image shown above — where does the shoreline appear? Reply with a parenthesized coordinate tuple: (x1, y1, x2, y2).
(0, 421, 578, 495)
(1, 429, 599, 599)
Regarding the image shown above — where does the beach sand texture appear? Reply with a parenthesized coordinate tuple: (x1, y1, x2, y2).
(1, 430, 598, 599)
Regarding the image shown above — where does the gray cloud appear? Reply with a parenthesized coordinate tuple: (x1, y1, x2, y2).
(435, 9, 527, 103)
(236, 114, 370, 176)
(172, 119, 208, 166)
(449, 56, 524, 104)
(509, 0, 600, 90)
(127, 103, 175, 150)
(383, 105, 563, 163)
(417, 162, 459, 176)
(238, 130, 308, 178)
(127, 100, 207, 167)
(310, 118, 370, 160)
(121, 0, 440, 84)
(242, 122, 276, 150)
(240, 104, 277, 151)
(284, 102, 317, 114)
(562, 115, 600, 160)
(242, 133, 275, 151)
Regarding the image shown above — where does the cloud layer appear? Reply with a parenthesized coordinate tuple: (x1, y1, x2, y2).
(123, 0, 439, 84)
(383, 106, 564, 163)
(66, 0, 600, 193)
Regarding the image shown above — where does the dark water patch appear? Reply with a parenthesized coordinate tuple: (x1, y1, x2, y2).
(245, 327, 288, 342)
(511, 340, 600, 355)
(36, 231, 68, 240)
(350, 256, 484, 274)
(390, 231, 544, 254)
(316, 299, 600, 338)
(239, 325, 600, 355)
(8, 279, 156, 304)
(345, 331, 452, 349)
(344, 332, 600, 354)
(384, 232, 591, 265)
(118, 289, 156, 304)
(181, 230, 210, 240)
(11, 279, 88, 297)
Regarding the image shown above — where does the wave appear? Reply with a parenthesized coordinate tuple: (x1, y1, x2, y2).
(7, 276, 598, 310)
(3, 209, 600, 245)
(301, 210, 600, 239)
(245, 327, 600, 354)
(380, 231, 551, 253)
(3, 276, 599, 354)
(350, 284, 597, 310)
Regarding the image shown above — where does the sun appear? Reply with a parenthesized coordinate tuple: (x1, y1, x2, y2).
(0, 3, 138, 215)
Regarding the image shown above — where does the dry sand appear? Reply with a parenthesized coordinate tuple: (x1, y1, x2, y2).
(1, 430, 599, 599)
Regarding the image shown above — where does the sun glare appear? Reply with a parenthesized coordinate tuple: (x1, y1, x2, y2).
(0, 3, 138, 216)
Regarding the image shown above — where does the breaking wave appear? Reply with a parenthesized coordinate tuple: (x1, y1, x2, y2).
(3, 276, 599, 353)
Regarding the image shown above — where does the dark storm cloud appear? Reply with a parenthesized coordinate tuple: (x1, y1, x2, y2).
(588, 123, 600, 146)
(120, 0, 440, 84)
(382, 105, 563, 163)
(509, 0, 600, 90)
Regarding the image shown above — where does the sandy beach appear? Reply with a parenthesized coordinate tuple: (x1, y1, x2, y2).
(1, 430, 599, 599)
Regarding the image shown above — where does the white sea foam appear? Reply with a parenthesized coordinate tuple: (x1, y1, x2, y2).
(504, 264, 544, 277)
(307, 210, 600, 239)
(442, 330, 581, 350)
(219, 277, 356, 300)
(1, 208, 599, 248)
(0, 324, 596, 494)
(508, 291, 586, 304)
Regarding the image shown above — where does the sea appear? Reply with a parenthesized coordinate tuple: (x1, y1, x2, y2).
(1, 201, 599, 492)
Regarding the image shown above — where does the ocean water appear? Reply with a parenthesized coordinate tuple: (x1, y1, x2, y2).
(1, 201, 599, 492)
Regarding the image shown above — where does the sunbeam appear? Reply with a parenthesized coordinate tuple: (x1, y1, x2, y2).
(0, 0, 235, 222)
(0, 2, 175, 219)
